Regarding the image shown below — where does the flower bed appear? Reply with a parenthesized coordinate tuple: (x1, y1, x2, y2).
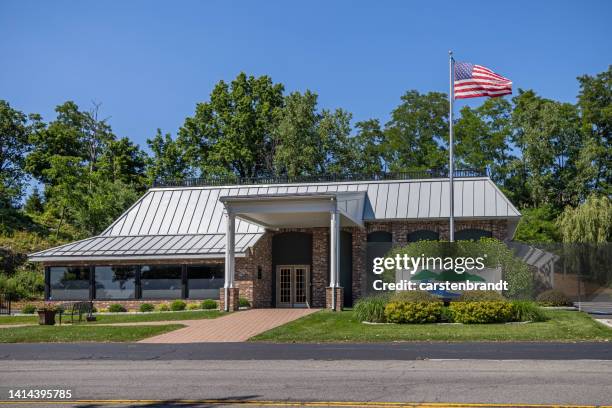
(354, 292, 547, 324)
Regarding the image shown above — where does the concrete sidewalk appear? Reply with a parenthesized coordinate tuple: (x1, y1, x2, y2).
(139, 308, 318, 343)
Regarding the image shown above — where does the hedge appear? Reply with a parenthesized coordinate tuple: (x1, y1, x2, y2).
(384, 301, 443, 324)
(449, 301, 514, 324)
(536, 289, 572, 307)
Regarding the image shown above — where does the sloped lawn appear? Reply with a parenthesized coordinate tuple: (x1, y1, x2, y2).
(251, 310, 612, 342)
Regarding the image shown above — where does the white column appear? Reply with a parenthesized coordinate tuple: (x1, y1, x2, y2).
(224, 210, 235, 312)
(330, 207, 340, 310)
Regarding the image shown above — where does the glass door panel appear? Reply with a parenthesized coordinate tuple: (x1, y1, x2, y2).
(293, 267, 307, 306)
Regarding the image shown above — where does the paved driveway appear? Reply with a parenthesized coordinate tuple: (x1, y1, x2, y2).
(139, 308, 318, 343)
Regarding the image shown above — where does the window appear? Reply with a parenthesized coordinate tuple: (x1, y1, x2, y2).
(407, 230, 439, 242)
(455, 229, 493, 241)
(49, 266, 90, 300)
(94, 266, 136, 299)
(187, 264, 224, 299)
(140, 265, 182, 299)
(367, 231, 393, 242)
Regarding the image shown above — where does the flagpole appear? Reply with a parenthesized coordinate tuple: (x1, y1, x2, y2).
(448, 50, 455, 242)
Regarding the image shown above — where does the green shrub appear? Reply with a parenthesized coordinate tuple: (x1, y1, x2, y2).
(21, 304, 37, 314)
(170, 300, 186, 311)
(390, 291, 438, 303)
(187, 303, 200, 310)
(239, 297, 250, 308)
(139, 303, 155, 312)
(0, 269, 45, 300)
(511, 300, 547, 322)
(457, 290, 505, 302)
(384, 301, 443, 324)
(157, 303, 170, 312)
(108, 304, 127, 313)
(354, 294, 389, 323)
(449, 301, 514, 324)
(536, 289, 572, 307)
(201, 299, 218, 310)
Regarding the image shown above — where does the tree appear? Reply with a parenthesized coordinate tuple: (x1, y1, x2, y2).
(0, 100, 38, 209)
(24, 187, 45, 215)
(455, 98, 513, 185)
(178, 72, 285, 178)
(512, 90, 583, 208)
(273, 91, 361, 176)
(26, 101, 91, 184)
(70, 175, 140, 236)
(576, 66, 611, 196)
(513, 205, 560, 243)
(557, 195, 612, 243)
(382, 91, 448, 172)
(273, 91, 321, 177)
(98, 137, 147, 187)
(146, 130, 191, 183)
(41, 156, 86, 236)
(348, 119, 384, 174)
(317, 108, 354, 175)
(26, 101, 145, 236)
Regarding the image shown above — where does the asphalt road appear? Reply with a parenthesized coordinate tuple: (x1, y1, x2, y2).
(1, 341, 612, 361)
(0, 359, 611, 407)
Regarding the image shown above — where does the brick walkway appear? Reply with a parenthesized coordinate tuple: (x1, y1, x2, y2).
(139, 308, 319, 343)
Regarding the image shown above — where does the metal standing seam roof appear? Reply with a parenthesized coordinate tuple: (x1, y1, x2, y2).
(29, 177, 520, 261)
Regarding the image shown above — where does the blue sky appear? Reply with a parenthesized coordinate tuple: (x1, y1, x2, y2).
(1, 0, 610, 151)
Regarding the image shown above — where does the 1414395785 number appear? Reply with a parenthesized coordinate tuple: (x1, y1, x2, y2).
(8, 389, 72, 399)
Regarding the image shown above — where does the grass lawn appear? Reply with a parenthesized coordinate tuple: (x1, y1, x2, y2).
(0, 324, 184, 343)
(0, 315, 37, 325)
(0, 310, 223, 326)
(251, 310, 612, 342)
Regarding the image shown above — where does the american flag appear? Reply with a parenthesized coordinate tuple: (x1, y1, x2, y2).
(454, 62, 512, 99)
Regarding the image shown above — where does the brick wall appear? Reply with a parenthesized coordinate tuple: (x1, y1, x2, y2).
(351, 227, 367, 302)
(310, 228, 329, 307)
(235, 232, 273, 308)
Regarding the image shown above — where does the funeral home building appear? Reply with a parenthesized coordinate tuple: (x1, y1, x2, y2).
(29, 171, 521, 311)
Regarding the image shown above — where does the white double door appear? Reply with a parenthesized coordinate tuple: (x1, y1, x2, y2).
(276, 265, 310, 308)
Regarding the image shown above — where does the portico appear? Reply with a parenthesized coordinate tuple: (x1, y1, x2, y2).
(219, 192, 365, 311)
